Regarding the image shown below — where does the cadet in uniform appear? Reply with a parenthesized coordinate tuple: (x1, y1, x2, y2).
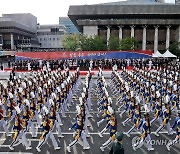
(9, 114, 31, 151)
(36, 115, 60, 152)
(0, 105, 11, 136)
(166, 111, 180, 150)
(133, 113, 154, 151)
(100, 106, 117, 151)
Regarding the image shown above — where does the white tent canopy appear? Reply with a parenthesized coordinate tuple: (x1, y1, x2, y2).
(152, 50, 163, 57)
(162, 50, 177, 58)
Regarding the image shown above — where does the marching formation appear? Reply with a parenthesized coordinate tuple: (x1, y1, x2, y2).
(0, 58, 179, 153)
(111, 64, 179, 151)
(66, 69, 93, 152)
(96, 68, 118, 151)
(0, 67, 81, 152)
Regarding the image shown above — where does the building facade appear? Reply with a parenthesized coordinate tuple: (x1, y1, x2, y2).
(59, 17, 79, 34)
(68, 0, 180, 52)
(176, 0, 180, 4)
(0, 13, 39, 50)
(37, 24, 67, 49)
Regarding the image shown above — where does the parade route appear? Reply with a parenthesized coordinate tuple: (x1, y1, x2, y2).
(0, 76, 179, 154)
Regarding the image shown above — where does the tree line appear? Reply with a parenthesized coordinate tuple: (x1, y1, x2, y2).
(62, 34, 139, 51)
(62, 34, 180, 56)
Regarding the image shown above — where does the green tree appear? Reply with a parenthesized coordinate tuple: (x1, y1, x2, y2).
(79, 35, 92, 51)
(91, 35, 107, 51)
(63, 34, 107, 51)
(108, 36, 120, 51)
(169, 41, 180, 57)
(120, 37, 139, 50)
(62, 34, 79, 51)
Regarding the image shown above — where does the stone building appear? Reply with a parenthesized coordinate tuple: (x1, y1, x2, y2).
(68, 0, 180, 52)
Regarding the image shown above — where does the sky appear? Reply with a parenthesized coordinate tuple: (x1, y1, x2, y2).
(0, 0, 175, 24)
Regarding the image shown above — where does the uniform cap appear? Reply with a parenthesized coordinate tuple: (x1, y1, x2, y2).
(156, 91, 160, 98)
(108, 106, 114, 115)
(14, 106, 21, 114)
(83, 87, 86, 93)
(51, 93, 56, 99)
(9, 92, 14, 99)
(130, 91, 134, 97)
(116, 132, 124, 141)
(76, 105, 81, 115)
(57, 87, 61, 93)
(30, 92, 35, 98)
(49, 99, 54, 106)
(79, 97, 83, 105)
(108, 97, 112, 104)
(173, 84, 177, 91)
(82, 92, 85, 98)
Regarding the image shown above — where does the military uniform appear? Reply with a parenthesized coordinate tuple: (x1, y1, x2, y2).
(166, 112, 180, 151)
(109, 132, 124, 154)
(9, 114, 31, 151)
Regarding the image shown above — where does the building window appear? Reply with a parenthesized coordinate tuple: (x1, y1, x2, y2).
(57, 38, 60, 41)
(51, 28, 59, 32)
(53, 38, 55, 41)
(49, 38, 51, 41)
(40, 38, 42, 41)
(44, 38, 46, 41)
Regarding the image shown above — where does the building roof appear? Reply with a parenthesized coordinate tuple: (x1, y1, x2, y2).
(68, 1, 180, 31)
(97, 0, 167, 5)
(0, 13, 37, 36)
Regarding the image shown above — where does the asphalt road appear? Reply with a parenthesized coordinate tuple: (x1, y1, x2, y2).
(0, 76, 179, 154)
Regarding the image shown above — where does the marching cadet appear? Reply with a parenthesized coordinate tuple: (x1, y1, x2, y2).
(126, 103, 141, 137)
(122, 93, 135, 127)
(80, 97, 91, 138)
(150, 91, 163, 125)
(9, 114, 32, 151)
(35, 92, 43, 127)
(0, 105, 11, 136)
(133, 113, 154, 151)
(119, 91, 130, 118)
(150, 87, 156, 112)
(144, 86, 151, 113)
(53, 90, 63, 126)
(60, 84, 67, 118)
(49, 104, 64, 138)
(36, 114, 60, 152)
(67, 112, 83, 152)
(166, 111, 180, 151)
(0, 95, 7, 117)
(97, 100, 111, 127)
(100, 106, 117, 151)
(154, 103, 173, 136)
(55, 89, 65, 121)
(7, 92, 17, 124)
(170, 85, 179, 116)
(22, 105, 36, 138)
(67, 105, 90, 152)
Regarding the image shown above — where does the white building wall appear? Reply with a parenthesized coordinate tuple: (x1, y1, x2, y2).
(83, 26, 98, 37)
(38, 35, 65, 49)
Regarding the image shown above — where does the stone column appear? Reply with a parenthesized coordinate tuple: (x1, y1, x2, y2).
(118, 26, 123, 40)
(130, 25, 135, 38)
(166, 25, 171, 50)
(154, 25, 159, 53)
(107, 26, 111, 46)
(178, 26, 180, 43)
(142, 25, 147, 50)
(11, 33, 14, 50)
